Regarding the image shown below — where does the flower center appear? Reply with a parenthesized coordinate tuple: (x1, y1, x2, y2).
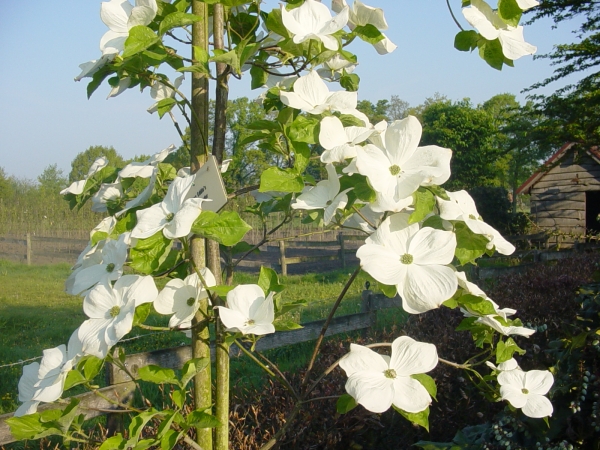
(521, 388, 529, 394)
(383, 369, 397, 379)
(326, 200, 333, 206)
(245, 319, 256, 326)
(166, 213, 175, 222)
(106, 263, 115, 273)
(400, 253, 413, 265)
(389, 165, 401, 176)
(468, 214, 477, 220)
(110, 306, 121, 318)
(187, 297, 196, 306)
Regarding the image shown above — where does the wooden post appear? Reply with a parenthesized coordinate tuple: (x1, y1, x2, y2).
(279, 240, 287, 276)
(338, 232, 346, 269)
(26, 233, 31, 265)
(104, 349, 130, 438)
(360, 290, 376, 337)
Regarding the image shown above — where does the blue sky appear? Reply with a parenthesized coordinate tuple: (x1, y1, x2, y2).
(0, 1, 583, 179)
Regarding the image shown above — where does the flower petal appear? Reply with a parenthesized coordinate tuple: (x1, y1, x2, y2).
(401, 264, 458, 314)
(390, 336, 438, 376)
(339, 343, 389, 377)
(345, 371, 394, 413)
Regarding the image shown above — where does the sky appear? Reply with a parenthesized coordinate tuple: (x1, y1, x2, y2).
(0, 1, 585, 180)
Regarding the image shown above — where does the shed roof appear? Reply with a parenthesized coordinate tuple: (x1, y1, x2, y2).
(516, 143, 600, 195)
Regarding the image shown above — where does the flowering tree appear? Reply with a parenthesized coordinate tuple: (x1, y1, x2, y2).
(7, 0, 554, 449)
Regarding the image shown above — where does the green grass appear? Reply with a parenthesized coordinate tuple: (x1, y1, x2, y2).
(0, 259, 401, 415)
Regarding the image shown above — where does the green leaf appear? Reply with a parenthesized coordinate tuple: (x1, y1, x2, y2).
(210, 49, 241, 74)
(380, 283, 397, 298)
(159, 12, 201, 36)
(138, 365, 179, 385)
(394, 405, 430, 431)
(287, 115, 319, 144)
(340, 72, 360, 92)
(191, 211, 252, 246)
(265, 8, 290, 39)
(99, 434, 127, 450)
(458, 294, 497, 316)
(426, 185, 450, 201)
(276, 299, 308, 317)
(156, 97, 177, 119)
(172, 389, 186, 409)
(123, 26, 160, 59)
(6, 414, 60, 440)
(181, 357, 210, 388)
(336, 393, 358, 414)
(128, 409, 163, 445)
(274, 319, 303, 331)
(478, 38, 504, 70)
(211, 284, 236, 296)
(81, 355, 104, 381)
(258, 266, 285, 295)
(353, 24, 384, 44)
(498, 0, 522, 27)
(187, 410, 222, 428)
(250, 64, 269, 90)
(133, 303, 152, 327)
(260, 167, 304, 193)
(454, 222, 489, 266)
(227, 241, 258, 255)
(291, 141, 311, 174)
(422, 215, 445, 230)
(130, 231, 172, 275)
(496, 337, 525, 363)
(410, 188, 435, 224)
(64, 369, 87, 391)
(114, 209, 138, 234)
(339, 114, 366, 127)
(91, 231, 109, 246)
(454, 30, 479, 52)
(411, 374, 437, 401)
(339, 173, 375, 203)
(160, 429, 181, 450)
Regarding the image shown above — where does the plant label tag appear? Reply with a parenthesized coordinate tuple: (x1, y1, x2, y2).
(186, 155, 228, 212)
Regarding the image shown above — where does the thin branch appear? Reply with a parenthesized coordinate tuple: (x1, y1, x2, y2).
(302, 266, 361, 386)
(446, 0, 465, 31)
(352, 205, 377, 230)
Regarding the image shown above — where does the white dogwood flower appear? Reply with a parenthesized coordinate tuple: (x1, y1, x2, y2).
(319, 116, 374, 163)
(78, 275, 158, 358)
(317, 53, 357, 80)
(131, 174, 207, 239)
(154, 268, 217, 328)
(100, 0, 158, 56)
(91, 182, 123, 213)
(516, 0, 539, 11)
(339, 336, 438, 413)
(147, 76, 184, 114)
(74, 54, 114, 82)
(215, 285, 275, 335)
(291, 163, 352, 225)
(281, 0, 349, 51)
(280, 71, 367, 123)
(438, 190, 515, 255)
(119, 145, 176, 179)
(477, 315, 536, 337)
(486, 357, 521, 372)
(332, 0, 397, 54)
(498, 369, 554, 418)
(357, 213, 458, 314)
(60, 157, 109, 196)
(356, 116, 452, 204)
(462, 0, 536, 60)
(456, 271, 516, 320)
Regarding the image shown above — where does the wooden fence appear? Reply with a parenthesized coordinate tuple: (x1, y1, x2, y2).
(0, 290, 398, 445)
(0, 233, 88, 265)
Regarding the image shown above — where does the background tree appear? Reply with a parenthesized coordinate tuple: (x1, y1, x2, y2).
(37, 164, 67, 196)
(68, 145, 124, 182)
(357, 98, 390, 123)
(0, 167, 12, 200)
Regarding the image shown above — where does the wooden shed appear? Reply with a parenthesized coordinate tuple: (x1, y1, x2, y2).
(517, 143, 600, 243)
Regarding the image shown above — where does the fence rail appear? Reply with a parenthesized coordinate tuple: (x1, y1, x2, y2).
(0, 290, 394, 445)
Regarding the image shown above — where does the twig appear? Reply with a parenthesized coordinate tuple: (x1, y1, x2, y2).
(446, 0, 465, 31)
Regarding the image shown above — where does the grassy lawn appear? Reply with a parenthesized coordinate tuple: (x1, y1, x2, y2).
(0, 259, 397, 415)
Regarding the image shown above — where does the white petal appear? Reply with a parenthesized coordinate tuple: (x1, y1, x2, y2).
(132, 203, 168, 239)
(391, 376, 432, 413)
(373, 34, 397, 54)
(409, 228, 456, 266)
(357, 243, 407, 286)
(384, 116, 423, 166)
(319, 116, 348, 150)
(345, 371, 394, 413)
(525, 370, 554, 396)
(339, 343, 389, 376)
(522, 394, 553, 418)
(499, 26, 537, 60)
(216, 306, 249, 331)
(163, 198, 204, 239)
(101, 0, 131, 32)
(227, 284, 265, 318)
(390, 336, 438, 376)
(401, 264, 458, 314)
(462, 2, 501, 40)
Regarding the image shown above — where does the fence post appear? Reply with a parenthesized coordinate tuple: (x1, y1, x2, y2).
(361, 290, 376, 337)
(279, 240, 287, 276)
(104, 348, 131, 437)
(26, 233, 31, 266)
(338, 232, 346, 269)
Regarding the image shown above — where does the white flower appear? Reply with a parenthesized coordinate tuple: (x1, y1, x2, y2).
(498, 369, 554, 418)
(332, 0, 397, 54)
(119, 145, 176, 179)
(154, 269, 216, 328)
(343, 204, 383, 234)
(147, 76, 184, 114)
(215, 284, 275, 335)
(15, 331, 83, 416)
(370, 191, 413, 214)
(319, 116, 374, 163)
(356, 116, 452, 204)
(280, 71, 367, 123)
(60, 157, 109, 196)
(281, 0, 349, 51)
(476, 315, 536, 338)
(357, 213, 458, 314)
(78, 275, 158, 358)
(91, 182, 123, 213)
(100, 0, 158, 56)
(462, 0, 537, 60)
(456, 271, 516, 320)
(438, 190, 515, 255)
(65, 235, 129, 296)
(339, 336, 438, 413)
(317, 54, 357, 80)
(131, 174, 207, 239)
(107, 77, 132, 99)
(486, 357, 521, 372)
(291, 163, 351, 225)
(516, 0, 539, 11)
(74, 54, 114, 82)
